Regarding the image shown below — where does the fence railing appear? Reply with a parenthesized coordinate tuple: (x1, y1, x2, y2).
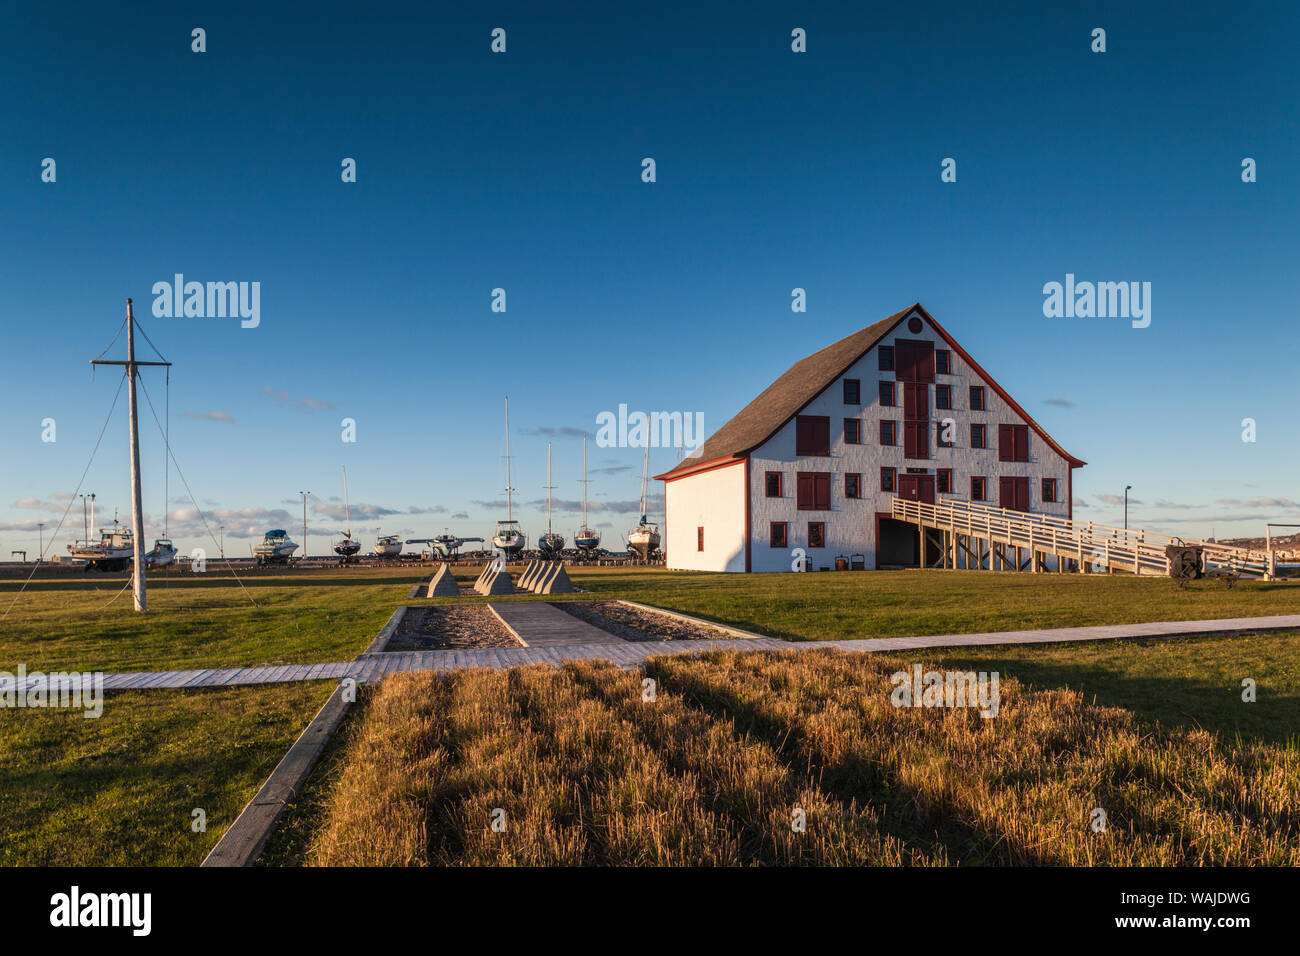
(890, 496, 1270, 578)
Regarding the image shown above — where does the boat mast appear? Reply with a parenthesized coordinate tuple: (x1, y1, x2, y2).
(90, 299, 169, 613)
(505, 396, 513, 524)
(640, 443, 650, 523)
(581, 436, 589, 531)
(546, 441, 554, 534)
(342, 466, 352, 539)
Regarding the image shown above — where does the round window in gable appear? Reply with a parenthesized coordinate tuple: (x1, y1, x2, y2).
(907, 316, 923, 333)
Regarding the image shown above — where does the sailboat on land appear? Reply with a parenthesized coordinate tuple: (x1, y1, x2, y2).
(574, 435, 600, 552)
(333, 466, 362, 562)
(626, 444, 661, 559)
(492, 396, 527, 553)
(538, 442, 565, 555)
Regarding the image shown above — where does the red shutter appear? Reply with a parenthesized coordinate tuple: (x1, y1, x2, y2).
(815, 473, 831, 510)
(998, 424, 1013, 462)
(796, 416, 830, 456)
(999, 477, 1029, 511)
(1015, 425, 1029, 462)
(797, 473, 813, 509)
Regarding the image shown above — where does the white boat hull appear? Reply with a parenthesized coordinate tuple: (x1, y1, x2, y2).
(492, 534, 525, 553)
(627, 527, 661, 558)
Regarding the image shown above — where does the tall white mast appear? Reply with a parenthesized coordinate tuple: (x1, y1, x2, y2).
(640, 443, 650, 520)
(90, 299, 169, 613)
(505, 396, 512, 523)
(342, 466, 352, 539)
(546, 441, 554, 534)
(581, 436, 589, 530)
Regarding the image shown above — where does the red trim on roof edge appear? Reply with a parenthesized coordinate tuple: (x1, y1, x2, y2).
(917, 306, 1087, 468)
(655, 454, 744, 482)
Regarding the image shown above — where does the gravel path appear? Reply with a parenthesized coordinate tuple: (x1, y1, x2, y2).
(554, 601, 733, 642)
(386, 605, 521, 650)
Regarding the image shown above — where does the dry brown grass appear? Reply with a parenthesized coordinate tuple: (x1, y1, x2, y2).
(307, 650, 1299, 866)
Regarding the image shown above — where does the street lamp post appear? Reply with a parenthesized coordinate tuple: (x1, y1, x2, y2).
(1124, 485, 1132, 531)
(218, 524, 225, 559)
(38, 522, 45, 559)
(300, 492, 310, 564)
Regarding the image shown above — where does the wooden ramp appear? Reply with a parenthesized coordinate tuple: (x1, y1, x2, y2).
(489, 601, 627, 647)
(891, 497, 1274, 578)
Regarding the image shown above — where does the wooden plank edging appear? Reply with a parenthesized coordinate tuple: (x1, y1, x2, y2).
(201, 680, 352, 868)
(361, 604, 409, 655)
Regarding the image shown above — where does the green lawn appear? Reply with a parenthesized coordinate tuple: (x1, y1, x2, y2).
(571, 567, 1300, 640)
(0, 681, 333, 866)
(3, 565, 1298, 674)
(0, 566, 413, 671)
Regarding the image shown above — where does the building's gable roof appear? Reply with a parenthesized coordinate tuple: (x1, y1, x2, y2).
(657, 303, 1085, 481)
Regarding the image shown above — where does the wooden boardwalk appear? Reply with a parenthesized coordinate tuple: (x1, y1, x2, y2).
(6, 612, 1299, 694)
(489, 601, 627, 647)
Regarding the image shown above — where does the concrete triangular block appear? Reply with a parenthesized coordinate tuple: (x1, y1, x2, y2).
(482, 568, 516, 595)
(426, 563, 459, 598)
(519, 560, 539, 589)
(475, 563, 491, 587)
(527, 562, 552, 593)
(538, 564, 575, 594)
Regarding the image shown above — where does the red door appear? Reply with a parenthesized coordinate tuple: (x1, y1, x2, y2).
(898, 475, 936, 504)
(998, 476, 1029, 511)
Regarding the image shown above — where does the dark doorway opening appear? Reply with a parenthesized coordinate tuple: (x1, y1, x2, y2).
(877, 516, 919, 568)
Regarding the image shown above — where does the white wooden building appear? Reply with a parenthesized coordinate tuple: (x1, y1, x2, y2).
(655, 304, 1086, 572)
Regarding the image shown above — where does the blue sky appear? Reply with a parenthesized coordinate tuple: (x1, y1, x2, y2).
(1, 0, 1297, 558)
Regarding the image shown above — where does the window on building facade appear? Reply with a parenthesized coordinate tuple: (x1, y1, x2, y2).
(1042, 477, 1058, 503)
(697, 527, 704, 551)
(937, 468, 952, 494)
(935, 384, 951, 409)
(795, 415, 830, 456)
(971, 423, 987, 449)
(845, 473, 861, 499)
(765, 471, 782, 497)
(881, 467, 896, 492)
(808, 522, 825, 549)
(970, 386, 986, 411)
(844, 418, 862, 444)
(998, 423, 1030, 462)
(843, 379, 861, 405)
(936, 421, 954, 448)
(796, 471, 831, 510)
(770, 521, 787, 548)
(878, 381, 895, 406)
(935, 349, 952, 374)
(880, 420, 898, 445)
(878, 346, 894, 371)
(971, 475, 987, 501)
